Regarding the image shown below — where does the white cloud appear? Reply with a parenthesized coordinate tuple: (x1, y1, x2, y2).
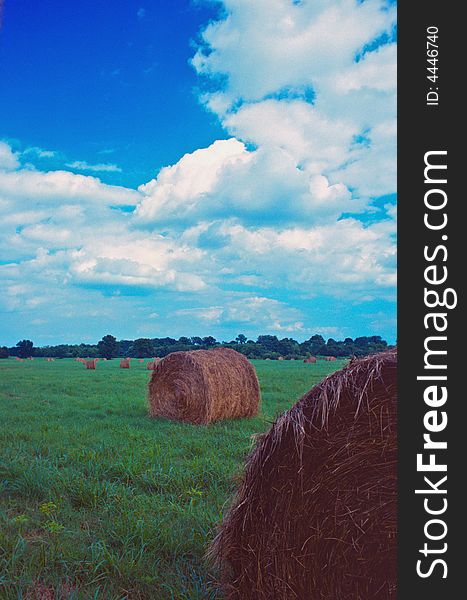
(192, 0, 396, 199)
(182, 215, 396, 301)
(0, 0, 397, 343)
(0, 141, 20, 171)
(0, 167, 137, 206)
(65, 160, 122, 173)
(193, 0, 395, 104)
(136, 138, 358, 225)
(174, 296, 305, 332)
(22, 146, 57, 159)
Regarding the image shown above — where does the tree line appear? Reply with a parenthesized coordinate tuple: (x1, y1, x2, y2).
(2, 334, 392, 361)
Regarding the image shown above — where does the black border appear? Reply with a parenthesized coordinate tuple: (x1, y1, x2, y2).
(398, 2, 460, 596)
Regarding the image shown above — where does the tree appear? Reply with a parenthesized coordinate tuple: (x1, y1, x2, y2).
(236, 334, 247, 344)
(0, 346, 9, 359)
(257, 335, 280, 353)
(191, 336, 203, 345)
(97, 335, 119, 359)
(178, 337, 191, 345)
(202, 336, 217, 347)
(16, 339, 34, 358)
(130, 338, 155, 358)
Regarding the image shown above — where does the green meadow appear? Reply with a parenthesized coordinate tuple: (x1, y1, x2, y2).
(0, 357, 345, 600)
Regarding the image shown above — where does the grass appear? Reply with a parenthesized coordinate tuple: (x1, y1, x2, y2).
(0, 357, 346, 599)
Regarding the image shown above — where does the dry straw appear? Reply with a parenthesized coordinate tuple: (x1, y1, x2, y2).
(120, 358, 131, 369)
(303, 356, 317, 363)
(85, 359, 97, 370)
(148, 348, 260, 425)
(210, 349, 397, 599)
(146, 358, 161, 370)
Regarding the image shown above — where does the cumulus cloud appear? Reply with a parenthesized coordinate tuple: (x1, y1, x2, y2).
(0, 141, 20, 171)
(0, 167, 137, 205)
(182, 215, 396, 301)
(1, 0, 397, 343)
(192, 0, 396, 199)
(136, 138, 356, 225)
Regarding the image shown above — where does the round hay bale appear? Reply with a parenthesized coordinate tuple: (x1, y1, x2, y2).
(277, 356, 284, 361)
(303, 356, 317, 363)
(210, 349, 397, 599)
(85, 359, 97, 370)
(148, 348, 260, 425)
(120, 358, 131, 369)
(147, 358, 161, 370)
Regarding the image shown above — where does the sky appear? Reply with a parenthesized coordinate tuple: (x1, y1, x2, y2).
(0, 0, 397, 346)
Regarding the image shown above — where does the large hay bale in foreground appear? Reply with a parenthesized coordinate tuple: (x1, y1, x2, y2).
(148, 348, 260, 425)
(210, 349, 397, 599)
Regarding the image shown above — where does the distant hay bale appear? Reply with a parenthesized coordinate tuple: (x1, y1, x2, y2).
(148, 348, 260, 425)
(210, 349, 397, 599)
(85, 359, 97, 370)
(303, 356, 317, 363)
(146, 358, 161, 370)
(120, 358, 131, 369)
(324, 355, 337, 361)
(139, 359, 144, 363)
(277, 356, 284, 361)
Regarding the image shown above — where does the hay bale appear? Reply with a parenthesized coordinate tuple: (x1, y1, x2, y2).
(303, 356, 317, 363)
(210, 349, 397, 599)
(277, 356, 284, 361)
(120, 358, 131, 369)
(85, 359, 97, 370)
(147, 358, 162, 370)
(324, 355, 337, 361)
(148, 348, 260, 425)
(139, 359, 144, 363)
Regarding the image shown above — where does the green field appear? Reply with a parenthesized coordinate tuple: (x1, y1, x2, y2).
(0, 358, 346, 600)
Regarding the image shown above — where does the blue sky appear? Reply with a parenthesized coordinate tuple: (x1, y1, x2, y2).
(0, 0, 225, 187)
(0, 0, 397, 346)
